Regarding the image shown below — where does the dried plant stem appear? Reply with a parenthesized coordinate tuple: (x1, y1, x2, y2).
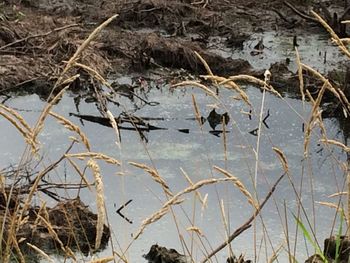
(172, 81, 219, 99)
(89, 256, 116, 263)
(27, 243, 55, 262)
(33, 86, 69, 144)
(87, 159, 106, 250)
(66, 152, 120, 165)
(202, 74, 281, 97)
(201, 172, 286, 263)
(106, 110, 121, 149)
(50, 111, 91, 151)
(129, 161, 172, 196)
(58, 14, 118, 83)
(213, 166, 257, 209)
(0, 110, 37, 152)
(134, 177, 236, 239)
(295, 47, 305, 102)
(311, 11, 350, 59)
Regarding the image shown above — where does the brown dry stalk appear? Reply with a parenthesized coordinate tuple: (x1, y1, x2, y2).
(191, 94, 203, 127)
(134, 177, 236, 239)
(87, 159, 106, 250)
(328, 192, 348, 198)
(194, 51, 214, 76)
(203, 75, 252, 107)
(316, 201, 347, 223)
(50, 111, 91, 151)
(129, 161, 173, 196)
(303, 81, 327, 157)
(66, 152, 120, 165)
(267, 243, 284, 263)
(272, 147, 289, 173)
(180, 167, 206, 207)
(11, 234, 25, 263)
(311, 11, 350, 59)
(186, 226, 203, 236)
(302, 63, 350, 111)
(321, 139, 350, 152)
(316, 201, 343, 210)
(27, 243, 54, 263)
(172, 80, 219, 99)
(0, 110, 38, 152)
(60, 14, 118, 79)
(33, 86, 69, 143)
(74, 62, 114, 91)
(89, 256, 115, 263)
(36, 214, 76, 260)
(106, 110, 121, 149)
(204, 74, 281, 97)
(0, 104, 32, 133)
(295, 47, 305, 101)
(66, 157, 92, 191)
(213, 166, 257, 209)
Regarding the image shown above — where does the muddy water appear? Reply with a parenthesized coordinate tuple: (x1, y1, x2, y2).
(0, 35, 348, 262)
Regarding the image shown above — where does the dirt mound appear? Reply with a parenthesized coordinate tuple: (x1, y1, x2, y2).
(138, 33, 252, 76)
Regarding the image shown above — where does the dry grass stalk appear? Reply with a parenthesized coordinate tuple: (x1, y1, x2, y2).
(129, 161, 173, 196)
(11, 234, 25, 263)
(203, 74, 281, 97)
(66, 157, 92, 191)
(311, 11, 350, 59)
(59, 14, 118, 80)
(74, 62, 114, 91)
(106, 110, 121, 149)
(66, 152, 120, 165)
(316, 201, 346, 223)
(36, 214, 76, 260)
(134, 177, 236, 239)
(180, 167, 206, 207)
(272, 147, 289, 173)
(191, 94, 203, 127)
(316, 201, 343, 210)
(50, 111, 91, 151)
(0, 104, 32, 133)
(219, 199, 233, 258)
(0, 110, 38, 152)
(267, 243, 284, 263)
(328, 192, 347, 198)
(87, 159, 106, 250)
(303, 81, 327, 157)
(89, 256, 115, 263)
(186, 226, 203, 236)
(33, 86, 69, 143)
(172, 81, 219, 99)
(27, 243, 54, 263)
(205, 75, 252, 107)
(302, 63, 350, 111)
(213, 166, 258, 209)
(321, 139, 350, 152)
(134, 198, 184, 239)
(194, 51, 214, 76)
(59, 74, 80, 87)
(295, 47, 305, 101)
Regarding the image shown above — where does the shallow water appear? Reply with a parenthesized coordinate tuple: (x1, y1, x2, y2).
(0, 32, 349, 263)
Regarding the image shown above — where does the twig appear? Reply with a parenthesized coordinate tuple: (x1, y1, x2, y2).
(283, 1, 318, 23)
(200, 172, 286, 263)
(0, 24, 79, 50)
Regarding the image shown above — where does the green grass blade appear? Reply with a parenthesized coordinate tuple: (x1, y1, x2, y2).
(293, 214, 327, 263)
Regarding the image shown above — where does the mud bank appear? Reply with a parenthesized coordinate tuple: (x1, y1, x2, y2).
(1, 0, 349, 96)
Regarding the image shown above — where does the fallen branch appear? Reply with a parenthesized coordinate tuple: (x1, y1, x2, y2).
(283, 1, 318, 23)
